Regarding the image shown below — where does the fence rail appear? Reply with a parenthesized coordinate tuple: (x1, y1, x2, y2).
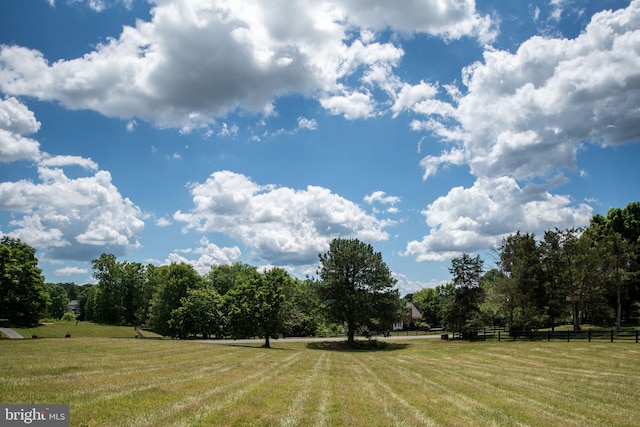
(467, 328, 639, 343)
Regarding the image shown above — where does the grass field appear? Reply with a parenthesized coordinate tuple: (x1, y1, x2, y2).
(1, 337, 639, 426)
(8, 322, 138, 339)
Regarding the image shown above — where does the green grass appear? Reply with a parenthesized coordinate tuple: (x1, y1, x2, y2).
(1, 338, 639, 426)
(10, 321, 137, 339)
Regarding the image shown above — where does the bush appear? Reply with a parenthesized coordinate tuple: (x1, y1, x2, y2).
(61, 312, 76, 322)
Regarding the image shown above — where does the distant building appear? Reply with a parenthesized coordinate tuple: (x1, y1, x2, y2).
(402, 301, 423, 329)
(67, 300, 80, 317)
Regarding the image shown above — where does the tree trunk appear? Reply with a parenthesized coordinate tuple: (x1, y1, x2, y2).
(264, 334, 270, 348)
(616, 267, 622, 331)
(572, 302, 581, 331)
(347, 320, 355, 343)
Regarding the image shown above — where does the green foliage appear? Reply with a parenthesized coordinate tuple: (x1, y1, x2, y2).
(205, 262, 257, 295)
(91, 254, 147, 325)
(169, 287, 225, 339)
(46, 284, 70, 320)
(61, 311, 76, 322)
(317, 238, 400, 343)
(0, 236, 48, 326)
(149, 263, 204, 337)
(411, 287, 441, 325)
(281, 278, 322, 337)
(225, 267, 292, 347)
(442, 253, 485, 337)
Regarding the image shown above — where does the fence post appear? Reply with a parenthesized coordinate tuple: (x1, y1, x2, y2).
(588, 329, 591, 342)
(548, 331, 551, 342)
(498, 331, 501, 342)
(636, 330, 638, 344)
(567, 331, 571, 342)
(610, 330, 614, 343)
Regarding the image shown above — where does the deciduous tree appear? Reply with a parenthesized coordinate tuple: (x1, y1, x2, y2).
(0, 237, 47, 326)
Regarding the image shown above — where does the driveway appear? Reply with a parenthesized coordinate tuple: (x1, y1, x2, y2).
(0, 328, 24, 339)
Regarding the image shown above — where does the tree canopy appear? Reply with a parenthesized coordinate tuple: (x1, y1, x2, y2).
(0, 236, 47, 327)
(317, 238, 400, 343)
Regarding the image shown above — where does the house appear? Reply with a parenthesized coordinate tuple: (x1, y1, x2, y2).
(402, 301, 423, 329)
(67, 300, 81, 317)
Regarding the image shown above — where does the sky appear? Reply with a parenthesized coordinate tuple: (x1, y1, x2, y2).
(1, 0, 639, 296)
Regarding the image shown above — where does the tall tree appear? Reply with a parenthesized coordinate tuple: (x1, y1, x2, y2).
(539, 230, 570, 331)
(169, 287, 225, 339)
(411, 287, 442, 325)
(0, 237, 47, 326)
(444, 253, 485, 338)
(205, 262, 257, 296)
(498, 232, 545, 330)
(149, 263, 204, 337)
(317, 238, 399, 344)
(47, 284, 70, 320)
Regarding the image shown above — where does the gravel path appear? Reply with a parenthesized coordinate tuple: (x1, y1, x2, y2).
(0, 327, 24, 339)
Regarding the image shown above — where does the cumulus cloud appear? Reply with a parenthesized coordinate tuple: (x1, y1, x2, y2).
(401, 1, 640, 261)
(0, 96, 41, 162)
(365, 191, 401, 214)
(0, 161, 145, 261)
(55, 266, 89, 276)
(39, 155, 99, 171)
(403, 176, 593, 261)
(174, 170, 391, 265)
(165, 237, 241, 275)
(320, 90, 376, 120)
(414, 0, 640, 181)
(0, 0, 494, 129)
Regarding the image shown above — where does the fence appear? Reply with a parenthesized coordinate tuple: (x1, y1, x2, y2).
(467, 328, 639, 343)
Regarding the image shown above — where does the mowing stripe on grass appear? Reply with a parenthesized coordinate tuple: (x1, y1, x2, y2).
(132, 351, 303, 426)
(352, 354, 437, 426)
(279, 352, 327, 427)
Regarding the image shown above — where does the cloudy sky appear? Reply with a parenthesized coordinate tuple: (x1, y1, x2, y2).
(1, 0, 639, 295)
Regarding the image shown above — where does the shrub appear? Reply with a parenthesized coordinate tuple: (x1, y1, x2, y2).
(61, 312, 76, 322)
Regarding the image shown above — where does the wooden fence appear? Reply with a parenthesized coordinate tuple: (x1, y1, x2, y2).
(466, 328, 639, 343)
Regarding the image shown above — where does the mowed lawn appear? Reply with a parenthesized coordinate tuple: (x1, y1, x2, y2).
(1, 338, 639, 426)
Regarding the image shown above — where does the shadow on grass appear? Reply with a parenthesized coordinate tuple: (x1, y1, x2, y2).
(221, 343, 292, 351)
(306, 340, 410, 352)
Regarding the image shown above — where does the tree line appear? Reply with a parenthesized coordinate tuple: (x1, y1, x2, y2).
(411, 202, 640, 335)
(2, 202, 637, 341)
(1, 237, 399, 347)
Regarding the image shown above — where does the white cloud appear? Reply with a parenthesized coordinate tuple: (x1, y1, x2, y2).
(55, 266, 88, 276)
(393, 271, 447, 296)
(174, 170, 391, 264)
(403, 176, 592, 261)
(364, 190, 400, 205)
(339, 0, 497, 43)
(320, 90, 375, 120)
(155, 217, 172, 227)
(404, 1, 640, 264)
(165, 237, 241, 275)
(0, 97, 41, 162)
(39, 155, 99, 171)
(0, 0, 495, 129)
(415, 0, 640, 181)
(297, 116, 317, 131)
(0, 163, 145, 261)
(391, 81, 439, 117)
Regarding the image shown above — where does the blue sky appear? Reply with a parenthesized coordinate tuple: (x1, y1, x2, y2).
(1, 0, 639, 295)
